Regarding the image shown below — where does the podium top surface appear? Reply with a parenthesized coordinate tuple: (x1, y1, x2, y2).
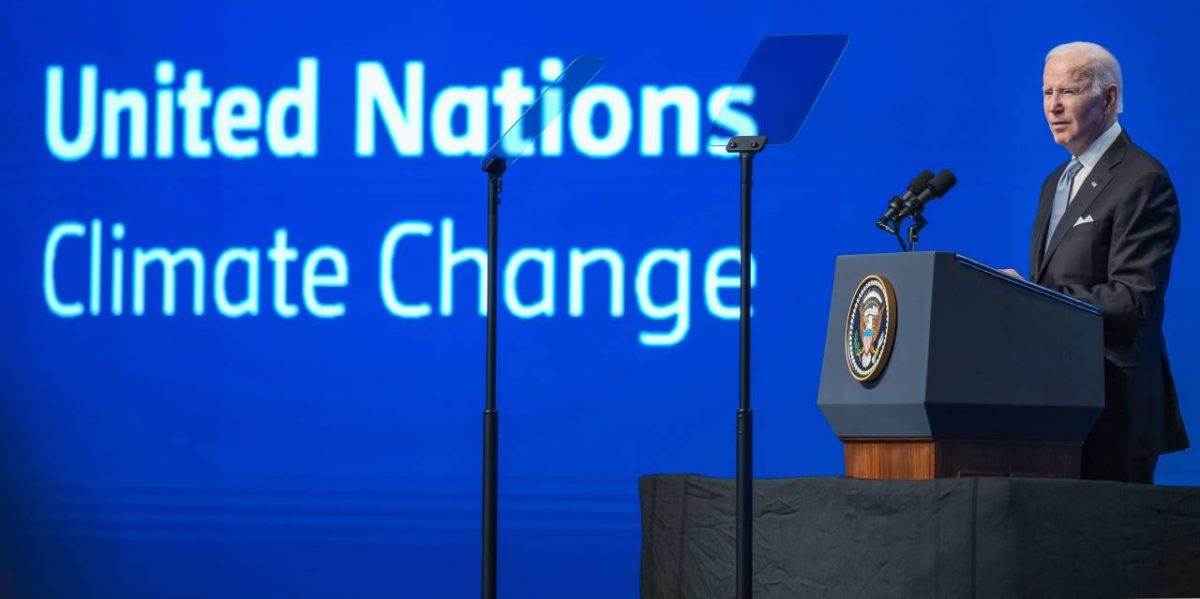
(842, 252, 1099, 315)
(951, 254, 1100, 315)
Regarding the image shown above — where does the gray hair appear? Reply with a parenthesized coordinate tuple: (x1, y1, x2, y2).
(1046, 42, 1124, 114)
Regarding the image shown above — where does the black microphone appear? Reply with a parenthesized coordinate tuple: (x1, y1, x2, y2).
(896, 168, 956, 220)
(876, 170, 934, 233)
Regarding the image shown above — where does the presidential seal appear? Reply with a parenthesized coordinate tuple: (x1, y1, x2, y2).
(845, 275, 897, 382)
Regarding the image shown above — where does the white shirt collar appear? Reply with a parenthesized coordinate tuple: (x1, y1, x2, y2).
(1074, 121, 1122, 170)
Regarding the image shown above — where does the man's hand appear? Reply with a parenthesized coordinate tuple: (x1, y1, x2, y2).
(1000, 268, 1024, 280)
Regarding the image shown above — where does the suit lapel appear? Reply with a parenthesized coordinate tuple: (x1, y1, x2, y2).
(1031, 163, 1063, 279)
(1037, 131, 1131, 276)
(1040, 169, 1112, 266)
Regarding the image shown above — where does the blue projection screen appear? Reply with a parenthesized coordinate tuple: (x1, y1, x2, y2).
(2, 1, 1198, 597)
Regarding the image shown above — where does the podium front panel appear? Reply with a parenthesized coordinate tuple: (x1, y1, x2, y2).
(817, 252, 1103, 443)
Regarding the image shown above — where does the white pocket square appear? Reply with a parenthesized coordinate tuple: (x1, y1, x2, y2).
(1073, 215, 1094, 227)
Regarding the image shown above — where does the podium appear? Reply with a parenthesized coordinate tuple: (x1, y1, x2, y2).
(817, 252, 1105, 479)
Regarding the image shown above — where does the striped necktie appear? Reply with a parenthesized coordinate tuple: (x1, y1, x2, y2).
(1045, 158, 1083, 252)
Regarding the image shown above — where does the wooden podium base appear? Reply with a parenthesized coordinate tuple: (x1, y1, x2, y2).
(843, 438, 1081, 480)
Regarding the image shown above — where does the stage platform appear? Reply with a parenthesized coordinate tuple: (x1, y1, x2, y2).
(640, 475, 1200, 598)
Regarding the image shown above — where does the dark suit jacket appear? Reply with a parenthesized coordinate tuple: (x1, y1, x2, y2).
(1030, 130, 1188, 457)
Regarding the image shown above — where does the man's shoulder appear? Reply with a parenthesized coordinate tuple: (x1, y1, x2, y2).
(1116, 132, 1172, 180)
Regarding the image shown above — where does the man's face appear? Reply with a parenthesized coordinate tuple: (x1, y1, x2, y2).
(1043, 56, 1113, 155)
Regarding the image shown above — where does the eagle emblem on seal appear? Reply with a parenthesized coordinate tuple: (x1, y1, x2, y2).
(845, 275, 897, 382)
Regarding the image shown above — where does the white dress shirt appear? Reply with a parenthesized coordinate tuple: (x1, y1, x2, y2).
(1069, 121, 1122, 200)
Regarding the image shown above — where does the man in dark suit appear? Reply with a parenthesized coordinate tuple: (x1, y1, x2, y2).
(1011, 42, 1188, 483)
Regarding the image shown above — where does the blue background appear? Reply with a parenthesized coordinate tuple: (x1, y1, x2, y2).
(2, 1, 1198, 597)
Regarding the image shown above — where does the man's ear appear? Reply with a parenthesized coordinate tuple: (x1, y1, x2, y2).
(1105, 84, 1119, 112)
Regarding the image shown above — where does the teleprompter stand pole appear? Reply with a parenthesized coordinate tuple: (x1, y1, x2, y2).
(726, 135, 766, 599)
(481, 155, 506, 599)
